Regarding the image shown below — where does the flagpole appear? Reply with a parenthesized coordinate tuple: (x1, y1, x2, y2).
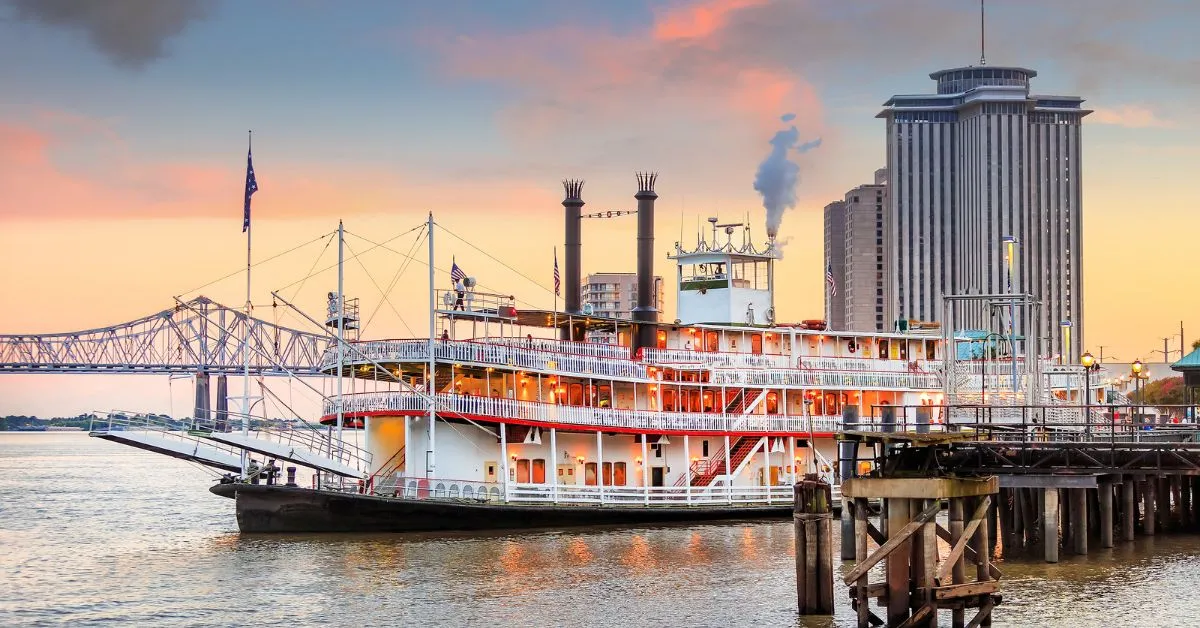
(240, 130, 252, 478)
(553, 246, 559, 335)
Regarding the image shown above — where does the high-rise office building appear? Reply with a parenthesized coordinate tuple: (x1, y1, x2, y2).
(824, 169, 890, 332)
(582, 272, 664, 343)
(878, 65, 1089, 360)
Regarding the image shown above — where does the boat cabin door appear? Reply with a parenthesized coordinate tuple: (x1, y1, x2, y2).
(650, 466, 665, 487)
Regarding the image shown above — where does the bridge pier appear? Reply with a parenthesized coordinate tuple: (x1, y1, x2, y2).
(193, 371, 211, 425)
(215, 375, 229, 432)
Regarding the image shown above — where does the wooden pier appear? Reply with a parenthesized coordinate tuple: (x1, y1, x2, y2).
(816, 414, 1200, 627)
(840, 477, 1001, 628)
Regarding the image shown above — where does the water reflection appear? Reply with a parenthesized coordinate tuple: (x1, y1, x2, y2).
(3, 434, 1200, 627)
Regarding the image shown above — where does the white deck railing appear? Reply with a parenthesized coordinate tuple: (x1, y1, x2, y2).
(323, 391, 845, 433)
(478, 336, 633, 360)
(710, 368, 939, 390)
(324, 339, 648, 380)
(372, 475, 814, 507)
(327, 339, 943, 389)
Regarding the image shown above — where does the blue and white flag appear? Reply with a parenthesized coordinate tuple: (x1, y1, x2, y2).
(243, 143, 258, 233)
(450, 258, 466, 283)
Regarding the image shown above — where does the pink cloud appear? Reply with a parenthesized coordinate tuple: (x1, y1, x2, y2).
(428, 0, 825, 149)
(652, 0, 771, 42)
(0, 111, 560, 222)
(1089, 105, 1173, 128)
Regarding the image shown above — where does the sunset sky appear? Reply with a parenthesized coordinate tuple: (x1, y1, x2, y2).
(1, 0, 1198, 417)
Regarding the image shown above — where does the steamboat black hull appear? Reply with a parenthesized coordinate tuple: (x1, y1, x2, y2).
(210, 483, 793, 533)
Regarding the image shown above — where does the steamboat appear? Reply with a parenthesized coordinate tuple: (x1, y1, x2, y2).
(90, 174, 1073, 533)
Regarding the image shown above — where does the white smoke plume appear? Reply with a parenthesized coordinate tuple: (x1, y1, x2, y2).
(753, 113, 821, 239)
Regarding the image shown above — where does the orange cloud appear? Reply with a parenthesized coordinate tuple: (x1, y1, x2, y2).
(1089, 105, 1173, 128)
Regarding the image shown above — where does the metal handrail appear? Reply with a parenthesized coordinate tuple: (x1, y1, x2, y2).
(323, 391, 847, 434)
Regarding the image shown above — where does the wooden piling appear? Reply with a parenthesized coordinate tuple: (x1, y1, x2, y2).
(971, 495, 995, 627)
(1121, 478, 1136, 542)
(1142, 479, 1156, 536)
(1043, 487, 1059, 563)
(853, 497, 871, 628)
(1170, 476, 1183, 530)
(886, 497, 911, 625)
(794, 475, 835, 616)
(1071, 489, 1088, 554)
(1159, 477, 1173, 533)
(1194, 477, 1200, 530)
(949, 497, 967, 628)
(1099, 482, 1114, 549)
(1185, 477, 1195, 530)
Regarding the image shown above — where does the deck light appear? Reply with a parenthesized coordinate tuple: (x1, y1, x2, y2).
(576, 455, 585, 464)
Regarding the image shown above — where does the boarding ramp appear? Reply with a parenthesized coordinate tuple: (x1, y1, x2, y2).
(88, 411, 368, 478)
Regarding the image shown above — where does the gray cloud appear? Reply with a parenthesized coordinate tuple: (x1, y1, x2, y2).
(8, 0, 210, 69)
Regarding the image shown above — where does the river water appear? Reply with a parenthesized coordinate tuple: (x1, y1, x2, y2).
(2, 432, 1198, 627)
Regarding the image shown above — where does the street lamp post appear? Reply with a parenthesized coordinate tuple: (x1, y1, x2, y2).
(1131, 359, 1145, 433)
(1081, 351, 1099, 438)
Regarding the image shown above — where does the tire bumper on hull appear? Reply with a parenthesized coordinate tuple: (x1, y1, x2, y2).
(209, 483, 792, 533)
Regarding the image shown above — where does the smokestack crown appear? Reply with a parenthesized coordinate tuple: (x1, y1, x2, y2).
(635, 172, 658, 199)
(562, 179, 585, 204)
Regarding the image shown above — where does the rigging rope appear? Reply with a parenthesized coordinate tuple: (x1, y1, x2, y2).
(174, 231, 335, 299)
(361, 226, 426, 334)
(272, 223, 426, 294)
(289, 231, 337, 302)
(344, 228, 545, 310)
(343, 238, 417, 338)
(435, 222, 555, 297)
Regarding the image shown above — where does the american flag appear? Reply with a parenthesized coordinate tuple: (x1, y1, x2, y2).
(450, 258, 466, 283)
(242, 144, 258, 233)
(553, 248, 561, 296)
(826, 263, 837, 296)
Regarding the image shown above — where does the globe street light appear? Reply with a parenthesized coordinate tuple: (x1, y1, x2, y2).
(1081, 351, 1098, 438)
(1131, 359, 1145, 430)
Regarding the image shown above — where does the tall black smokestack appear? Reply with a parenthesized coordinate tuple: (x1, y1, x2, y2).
(633, 172, 658, 351)
(562, 179, 584, 341)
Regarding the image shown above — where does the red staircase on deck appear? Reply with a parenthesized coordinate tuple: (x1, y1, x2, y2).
(723, 388, 763, 414)
(676, 436, 761, 488)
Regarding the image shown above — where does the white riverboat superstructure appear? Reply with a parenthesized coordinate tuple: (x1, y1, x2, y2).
(312, 178, 951, 516)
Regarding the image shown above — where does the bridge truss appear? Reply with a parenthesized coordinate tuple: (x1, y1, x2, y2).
(0, 297, 332, 375)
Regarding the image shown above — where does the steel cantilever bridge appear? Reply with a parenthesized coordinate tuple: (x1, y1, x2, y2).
(0, 296, 331, 375)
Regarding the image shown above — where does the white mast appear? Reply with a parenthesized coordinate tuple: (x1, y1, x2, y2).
(426, 212, 437, 478)
(335, 220, 346, 467)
